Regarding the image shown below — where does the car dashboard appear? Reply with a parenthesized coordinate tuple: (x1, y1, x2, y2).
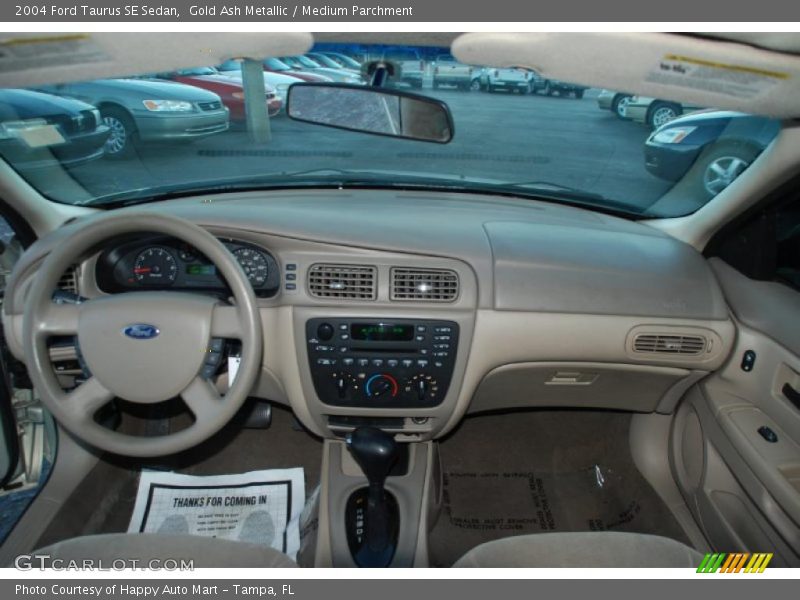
(2, 188, 737, 442)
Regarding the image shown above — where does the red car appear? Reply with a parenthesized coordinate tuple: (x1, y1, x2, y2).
(217, 58, 332, 83)
(160, 67, 282, 120)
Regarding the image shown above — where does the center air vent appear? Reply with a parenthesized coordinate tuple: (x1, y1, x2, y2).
(57, 265, 78, 294)
(307, 264, 376, 300)
(633, 334, 707, 355)
(391, 267, 459, 302)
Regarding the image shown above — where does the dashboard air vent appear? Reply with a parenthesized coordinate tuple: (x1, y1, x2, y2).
(390, 268, 459, 302)
(57, 266, 78, 294)
(633, 334, 707, 355)
(307, 264, 377, 300)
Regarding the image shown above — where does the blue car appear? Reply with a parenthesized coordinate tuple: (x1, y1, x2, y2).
(645, 110, 780, 198)
(0, 89, 110, 170)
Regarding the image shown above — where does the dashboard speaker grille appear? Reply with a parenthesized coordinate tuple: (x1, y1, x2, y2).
(307, 264, 377, 300)
(391, 267, 459, 302)
(633, 334, 707, 355)
(57, 266, 78, 294)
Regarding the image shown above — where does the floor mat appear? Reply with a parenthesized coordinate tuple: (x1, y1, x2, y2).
(127, 468, 305, 558)
(428, 410, 691, 567)
(35, 404, 322, 549)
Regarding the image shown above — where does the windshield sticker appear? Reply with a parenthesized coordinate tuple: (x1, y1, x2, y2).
(0, 34, 109, 73)
(645, 54, 789, 99)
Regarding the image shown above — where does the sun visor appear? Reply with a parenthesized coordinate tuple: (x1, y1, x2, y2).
(453, 33, 800, 118)
(0, 32, 313, 87)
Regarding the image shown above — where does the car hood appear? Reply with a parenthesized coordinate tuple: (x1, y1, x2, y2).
(63, 79, 223, 101)
(0, 88, 94, 120)
(306, 67, 359, 79)
(217, 71, 279, 92)
(180, 74, 244, 90)
(665, 109, 753, 125)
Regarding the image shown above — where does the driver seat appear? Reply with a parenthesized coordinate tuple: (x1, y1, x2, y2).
(32, 533, 297, 568)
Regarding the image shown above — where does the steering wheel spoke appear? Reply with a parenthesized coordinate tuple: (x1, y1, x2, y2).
(66, 377, 115, 421)
(211, 304, 245, 339)
(182, 376, 224, 419)
(39, 302, 80, 335)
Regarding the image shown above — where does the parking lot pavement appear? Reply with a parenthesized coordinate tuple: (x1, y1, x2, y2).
(57, 87, 673, 213)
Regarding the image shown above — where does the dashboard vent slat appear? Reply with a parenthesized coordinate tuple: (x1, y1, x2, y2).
(307, 264, 376, 300)
(391, 267, 459, 302)
(57, 266, 78, 294)
(633, 334, 707, 355)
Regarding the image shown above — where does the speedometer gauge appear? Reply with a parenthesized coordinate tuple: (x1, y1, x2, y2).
(233, 247, 269, 286)
(133, 247, 178, 285)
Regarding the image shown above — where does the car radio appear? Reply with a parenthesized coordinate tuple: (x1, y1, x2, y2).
(306, 318, 459, 408)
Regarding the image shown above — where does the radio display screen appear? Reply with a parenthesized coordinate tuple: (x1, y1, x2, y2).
(350, 323, 414, 342)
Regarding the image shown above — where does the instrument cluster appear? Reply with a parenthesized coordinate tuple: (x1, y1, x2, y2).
(94, 235, 280, 297)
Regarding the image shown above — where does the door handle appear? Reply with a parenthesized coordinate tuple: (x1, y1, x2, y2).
(782, 383, 800, 410)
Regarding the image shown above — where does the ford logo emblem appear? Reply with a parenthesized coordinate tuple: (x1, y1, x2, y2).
(123, 324, 160, 340)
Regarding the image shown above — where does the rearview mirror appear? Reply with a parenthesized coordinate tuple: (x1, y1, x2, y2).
(287, 83, 454, 144)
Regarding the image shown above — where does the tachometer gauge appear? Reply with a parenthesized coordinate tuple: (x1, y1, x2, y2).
(233, 247, 269, 286)
(133, 247, 178, 285)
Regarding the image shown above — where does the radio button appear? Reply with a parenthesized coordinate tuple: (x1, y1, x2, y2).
(416, 326, 427, 333)
(402, 359, 414, 368)
(343, 358, 354, 366)
(317, 358, 337, 366)
(357, 359, 369, 367)
(371, 359, 384, 367)
(417, 360, 429, 368)
(415, 335, 426, 342)
(387, 359, 399, 368)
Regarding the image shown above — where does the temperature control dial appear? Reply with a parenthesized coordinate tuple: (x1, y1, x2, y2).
(365, 373, 399, 399)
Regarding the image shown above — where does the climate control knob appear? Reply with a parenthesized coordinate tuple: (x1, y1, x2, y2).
(365, 373, 399, 399)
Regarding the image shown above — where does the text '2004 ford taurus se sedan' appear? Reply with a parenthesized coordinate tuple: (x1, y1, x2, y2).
(38, 78, 230, 158)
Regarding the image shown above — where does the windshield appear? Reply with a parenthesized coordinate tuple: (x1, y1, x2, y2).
(0, 43, 781, 217)
(308, 54, 342, 68)
(284, 56, 322, 69)
(175, 67, 218, 77)
(264, 58, 292, 72)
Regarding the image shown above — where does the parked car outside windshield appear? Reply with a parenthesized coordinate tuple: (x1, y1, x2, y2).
(1, 43, 780, 218)
(0, 89, 110, 170)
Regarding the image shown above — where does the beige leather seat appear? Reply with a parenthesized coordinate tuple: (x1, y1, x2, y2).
(33, 534, 297, 568)
(453, 531, 703, 568)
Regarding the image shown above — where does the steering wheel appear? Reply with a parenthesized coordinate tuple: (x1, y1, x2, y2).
(22, 212, 263, 457)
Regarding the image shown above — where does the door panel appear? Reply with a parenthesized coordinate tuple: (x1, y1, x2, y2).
(671, 257, 800, 565)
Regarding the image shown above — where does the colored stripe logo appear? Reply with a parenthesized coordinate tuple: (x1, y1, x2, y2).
(697, 553, 773, 573)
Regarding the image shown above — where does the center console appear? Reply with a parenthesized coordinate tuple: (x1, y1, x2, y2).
(306, 317, 459, 409)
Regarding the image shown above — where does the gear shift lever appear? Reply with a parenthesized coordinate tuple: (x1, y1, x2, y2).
(346, 427, 399, 555)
